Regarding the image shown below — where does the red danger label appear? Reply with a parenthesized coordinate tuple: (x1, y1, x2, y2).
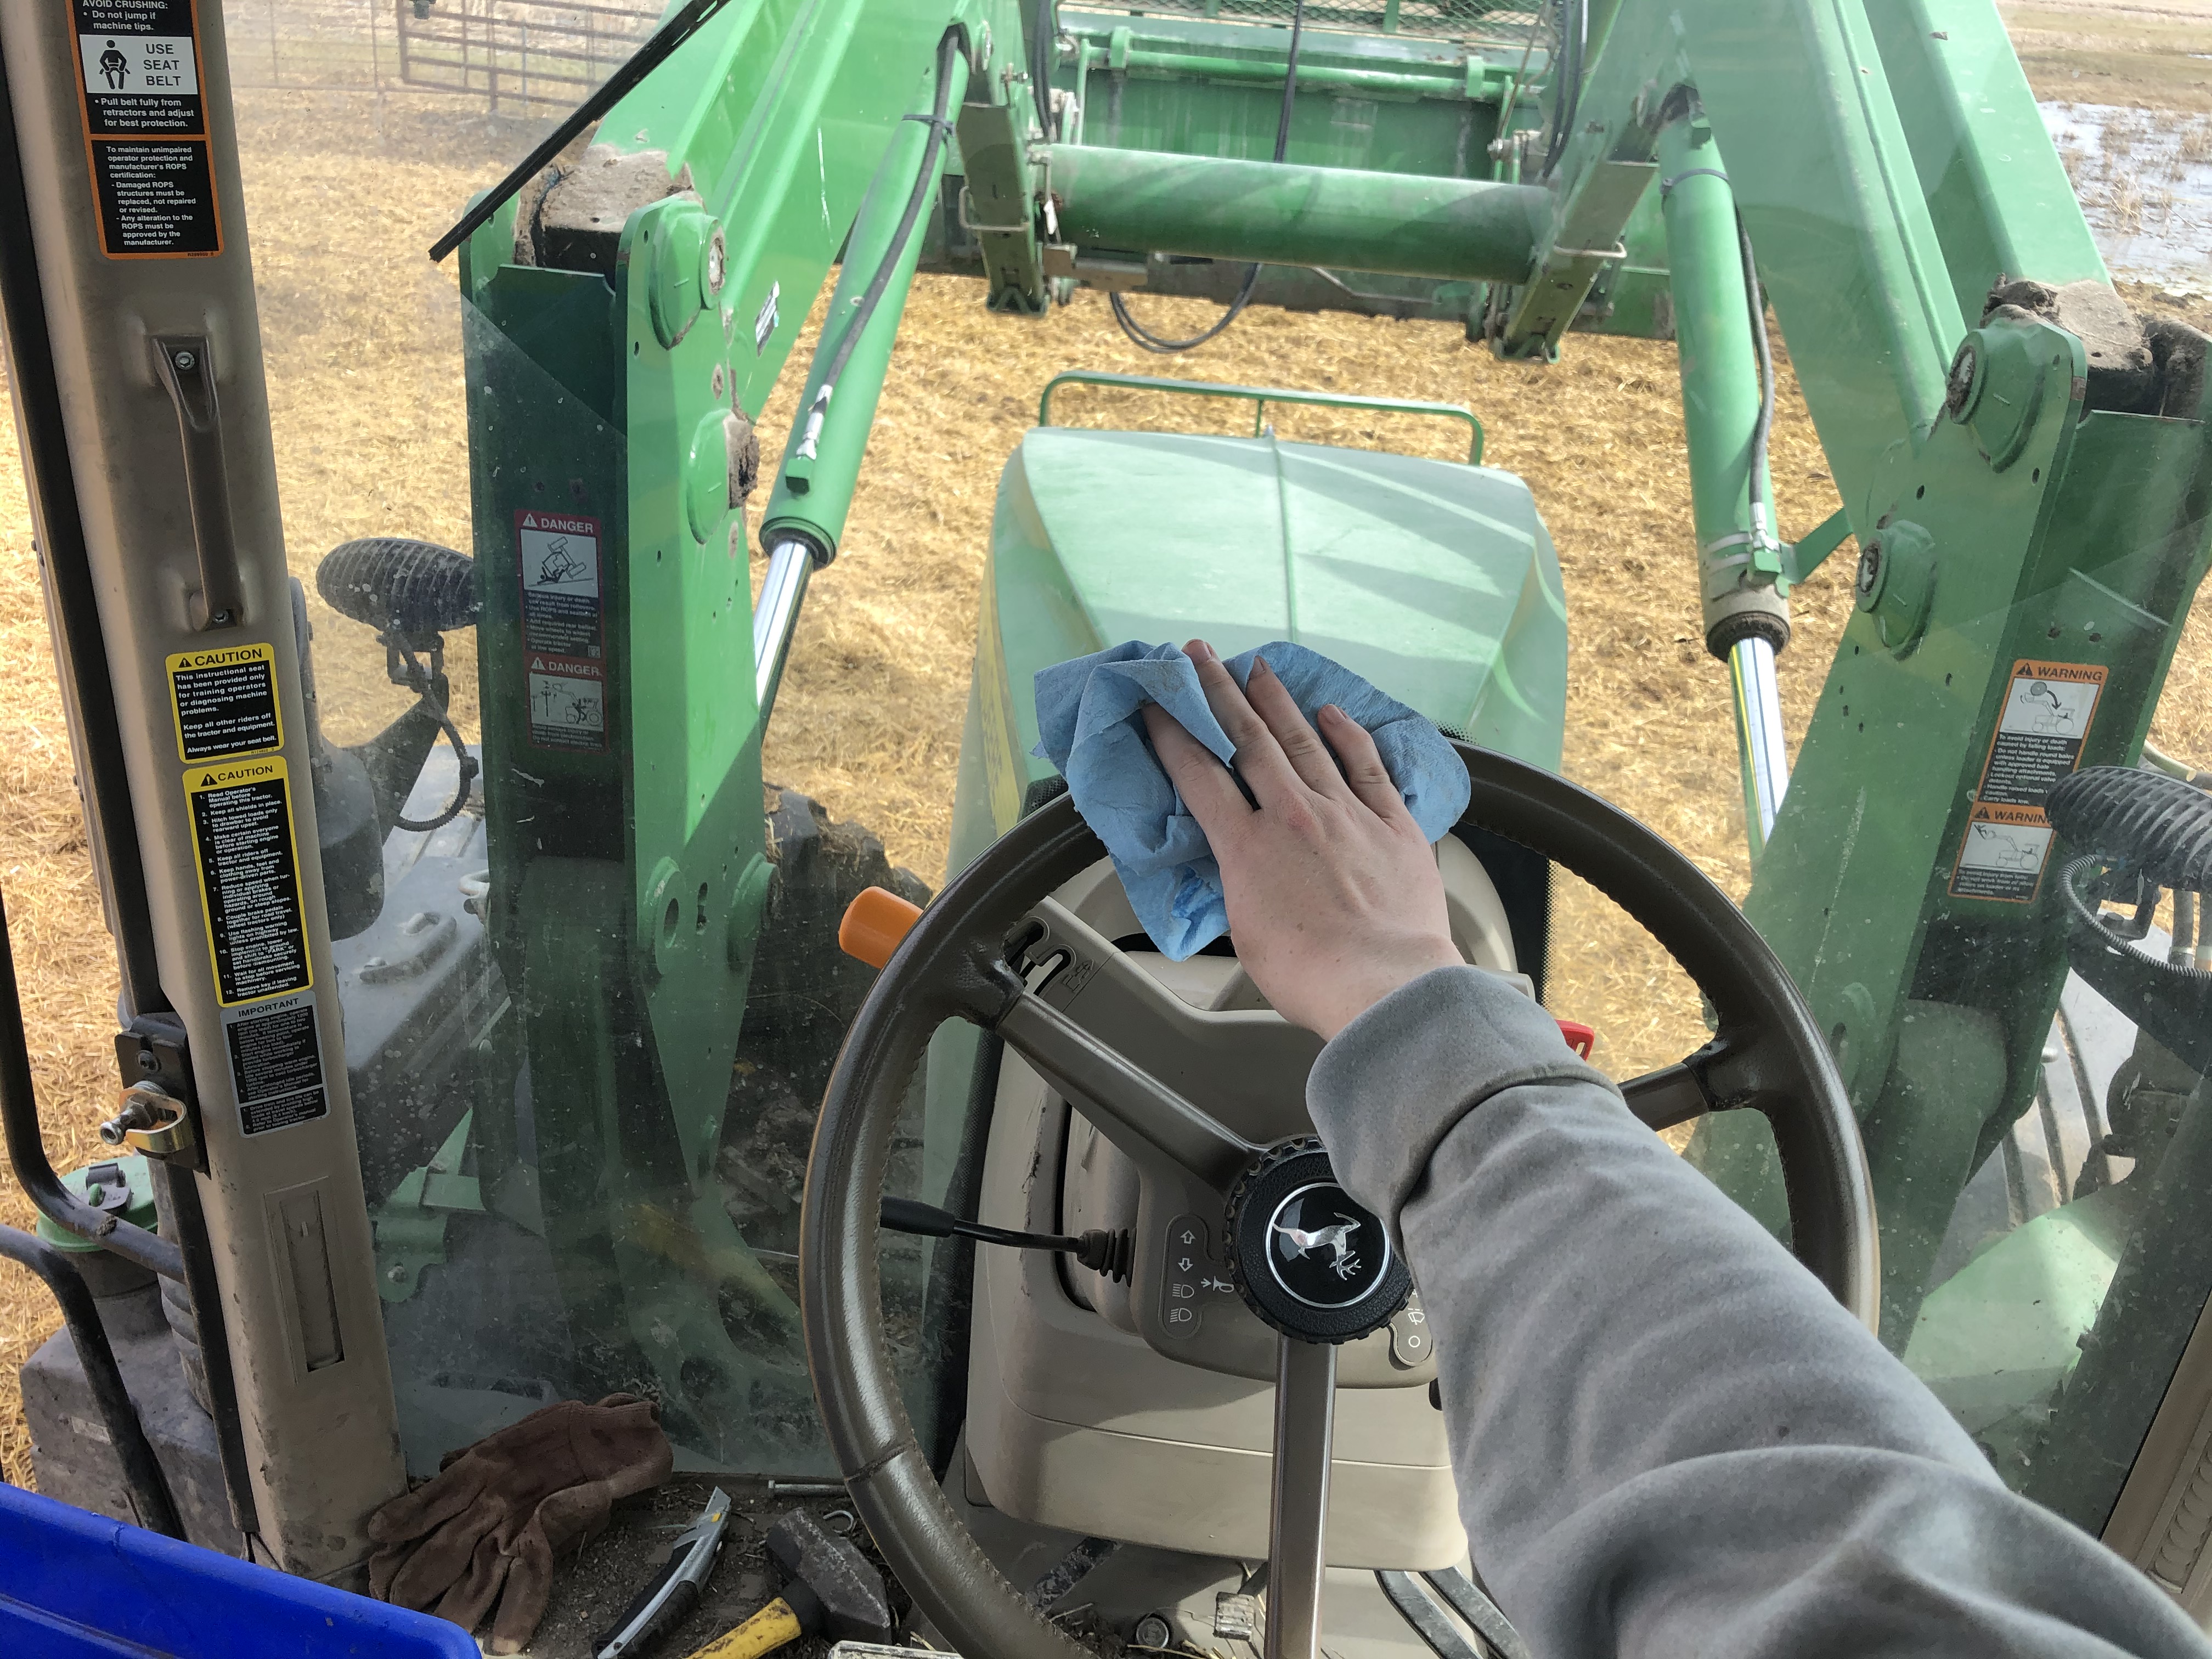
(526, 653, 606, 752)
(515, 510, 602, 661)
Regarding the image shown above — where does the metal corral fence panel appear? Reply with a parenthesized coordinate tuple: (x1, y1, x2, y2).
(397, 0, 659, 110)
(1058, 0, 1542, 44)
(222, 0, 393, 92)
(224, 0, 1536, 110)
(219, 0, 660, 115)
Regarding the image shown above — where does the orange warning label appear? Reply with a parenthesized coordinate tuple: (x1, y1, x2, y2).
(71, 0, 222, 258)
(1950, 804, 2057, 903)
(1949, 660, 2107, 903)
(1974, 659, 2106, 808)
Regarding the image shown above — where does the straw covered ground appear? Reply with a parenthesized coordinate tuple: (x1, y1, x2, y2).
(1, 83, 2209, 1488)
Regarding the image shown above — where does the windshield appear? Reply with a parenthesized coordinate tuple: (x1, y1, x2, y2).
(4, 0, 2203, 1541)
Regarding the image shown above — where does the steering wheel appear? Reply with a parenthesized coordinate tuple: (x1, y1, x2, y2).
(800, 740, 1876, 1659)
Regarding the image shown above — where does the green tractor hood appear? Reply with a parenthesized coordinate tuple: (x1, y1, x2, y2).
(951, 423, 1569, 865)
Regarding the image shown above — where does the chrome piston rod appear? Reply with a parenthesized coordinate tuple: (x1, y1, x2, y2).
(753, 537, 817, 723)
(1730, 634, 1790, 856)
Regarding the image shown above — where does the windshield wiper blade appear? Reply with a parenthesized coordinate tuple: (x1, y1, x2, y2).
(428, 0, 734, 264)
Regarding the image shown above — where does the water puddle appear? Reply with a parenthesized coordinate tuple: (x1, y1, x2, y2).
(2040, 101, 2212, 294)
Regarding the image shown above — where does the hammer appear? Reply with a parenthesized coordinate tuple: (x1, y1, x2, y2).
(685, 1509, 894, 1659)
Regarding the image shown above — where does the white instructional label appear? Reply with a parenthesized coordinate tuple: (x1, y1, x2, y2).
(1951, 657, 2108, 903)
(78, 32, 198, 98)
(754, 280, 781, 353)
(2001, 672, 2097, 738)
(220, 990, 329, 1137)
(514, 510, 602, 662)
(518, 516, 599, 599)
(1977, 659, 2107, 808)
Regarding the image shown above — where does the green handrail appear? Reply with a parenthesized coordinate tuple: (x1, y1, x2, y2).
(1039, 370, 1485, 465)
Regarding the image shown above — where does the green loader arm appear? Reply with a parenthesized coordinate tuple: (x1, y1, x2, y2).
(446, 0, 1033, 1462)
(1539, 0, 2210, 1346)
(442, 0, 2210, 1482)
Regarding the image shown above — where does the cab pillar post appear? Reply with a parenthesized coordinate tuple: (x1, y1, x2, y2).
(0, 0, 404, 1574)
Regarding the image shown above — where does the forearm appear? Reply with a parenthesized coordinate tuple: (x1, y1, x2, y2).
(1307, 966, 2209, 1658)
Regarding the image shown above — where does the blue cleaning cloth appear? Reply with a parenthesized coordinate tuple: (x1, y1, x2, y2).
(1031, 640, 1471, 960)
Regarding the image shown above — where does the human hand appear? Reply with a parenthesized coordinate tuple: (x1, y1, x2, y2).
(1141, 640, 1463, 1040)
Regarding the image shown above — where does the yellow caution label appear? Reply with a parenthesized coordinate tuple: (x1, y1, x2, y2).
(166, 641, 281, 761)
(185, 758, 311, 1005)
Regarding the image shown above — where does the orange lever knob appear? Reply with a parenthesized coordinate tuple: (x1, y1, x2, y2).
(839, 885, 923, 969)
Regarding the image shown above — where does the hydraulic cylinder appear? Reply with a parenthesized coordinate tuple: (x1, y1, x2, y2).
(1658, 117, 1793, 854)
(753, 42, 969, 723)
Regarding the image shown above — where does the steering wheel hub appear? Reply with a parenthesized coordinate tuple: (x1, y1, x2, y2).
(1226, 1139, 1409, 1342)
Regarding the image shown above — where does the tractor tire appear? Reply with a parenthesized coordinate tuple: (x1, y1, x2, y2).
(716, 788, 931, 1267)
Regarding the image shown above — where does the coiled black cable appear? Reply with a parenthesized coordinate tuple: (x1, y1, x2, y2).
(2051, 766, 2212, 1073)
(1107, 0, 1308, 353)
(390, 646, 481, 836)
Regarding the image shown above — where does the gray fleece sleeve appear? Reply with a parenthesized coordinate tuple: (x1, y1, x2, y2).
(1306, 965, 2211, 1659)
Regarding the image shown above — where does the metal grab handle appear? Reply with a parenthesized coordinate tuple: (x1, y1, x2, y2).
(0, 881, 183, 1283)
(0, 1222, 184, 1537)
(1039, 369, 1485, 465)
(150, 336, 245, 630)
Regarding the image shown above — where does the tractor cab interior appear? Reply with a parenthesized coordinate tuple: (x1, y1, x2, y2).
(0, 0, 2208, 1654)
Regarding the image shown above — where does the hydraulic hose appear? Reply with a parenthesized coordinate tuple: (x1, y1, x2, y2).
(791, 25, 970, 469)
(1739, 212, 1779, 560)
(1031, 0, 1061, 142)
(2145, 742, 2212, 791)
(0, 1224, 183, 1537)
(0, 882, 181, 1282)
(755, 25, 972, 718)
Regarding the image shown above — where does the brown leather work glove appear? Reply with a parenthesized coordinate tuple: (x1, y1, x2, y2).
(368, 1393, 674, 1654)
